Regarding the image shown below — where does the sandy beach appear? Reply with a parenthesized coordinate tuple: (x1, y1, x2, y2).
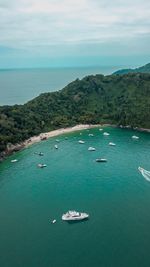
(24, 124, 102, 148)
(1, 123, 149, 162)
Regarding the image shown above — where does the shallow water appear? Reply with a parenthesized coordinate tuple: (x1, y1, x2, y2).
(0, 127, 150, 267)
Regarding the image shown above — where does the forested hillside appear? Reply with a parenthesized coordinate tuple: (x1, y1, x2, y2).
(0, 72, 150, 155)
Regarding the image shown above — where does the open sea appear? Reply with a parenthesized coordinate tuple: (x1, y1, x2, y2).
(0, 127, 150, 267)
(0, 66, 123, 105)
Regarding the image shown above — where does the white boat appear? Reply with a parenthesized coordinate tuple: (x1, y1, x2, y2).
(55, 139, 60, 142)
(99, 128, 103, 131)
(37, 163, 47, 168)
(54, 144, 58, 149)
(62, 211, 89, 221)
(78, 140, 85, 144)
(88, 147, 96, 151)
(88, 133, 94, 136)
(103, 132, 110, 136)
(109, 142, 116, 146)
(132, 135, 139, 139)
(11, 159, 18, 163)
(96, 158, 107, 162)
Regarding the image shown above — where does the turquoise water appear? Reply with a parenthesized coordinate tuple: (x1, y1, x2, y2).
(0, 66, 123, 105)
(0, 127, 150, 267)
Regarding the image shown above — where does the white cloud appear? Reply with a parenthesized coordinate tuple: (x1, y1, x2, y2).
(0, 0, 149, 56)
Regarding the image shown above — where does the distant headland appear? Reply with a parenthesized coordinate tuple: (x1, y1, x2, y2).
(113, 63, 150, 75)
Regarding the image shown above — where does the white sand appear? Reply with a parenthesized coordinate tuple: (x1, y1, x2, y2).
(24, 124, 102, 148)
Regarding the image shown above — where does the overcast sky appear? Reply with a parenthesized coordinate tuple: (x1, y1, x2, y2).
(0, 0, 150, 68)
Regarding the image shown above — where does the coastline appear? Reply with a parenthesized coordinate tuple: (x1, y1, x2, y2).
(24, 124, 102, 148)
(0, 124, 149, 163)
(0, 124, 102, 162)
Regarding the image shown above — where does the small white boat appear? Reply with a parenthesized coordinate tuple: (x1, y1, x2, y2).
(88, 147, 96, 151)
(55, 139, 60, 142)
(51, 219, 56, 224)
(80, 132, 82, 135)
(37, 163, 47, 168)
(78, 140, 85, 144)
(88, 133, 94, 137)
(132, 135, 139, 139)
(103, 132, 110, 136)
(109, 142, 116, 146)
(96, 158, 107, 162)
(11, 159, 18, 163)
(99, 128, 103, 131)
(62, 211, 89, 221)
(54, 144, 58, 149)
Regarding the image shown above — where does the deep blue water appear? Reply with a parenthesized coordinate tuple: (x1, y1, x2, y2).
(0, 66, 124, 105)
(0, 127, 150, 267)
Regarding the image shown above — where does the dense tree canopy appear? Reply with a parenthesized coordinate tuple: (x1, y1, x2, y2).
(0, 72, 150, 155)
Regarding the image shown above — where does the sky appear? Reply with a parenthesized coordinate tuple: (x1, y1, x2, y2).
(0, 0, 150, 68)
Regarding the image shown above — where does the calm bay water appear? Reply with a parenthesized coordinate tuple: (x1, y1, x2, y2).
(0, 66, 122, 105)
(0, 127, 150, 267)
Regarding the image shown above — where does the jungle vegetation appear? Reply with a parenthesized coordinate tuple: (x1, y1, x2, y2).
(0, 72, 150, 155)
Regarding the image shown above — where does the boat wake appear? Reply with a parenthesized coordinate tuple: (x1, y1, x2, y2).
(138, 167, 150, 182)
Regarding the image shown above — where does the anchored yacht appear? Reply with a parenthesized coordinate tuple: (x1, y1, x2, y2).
(78, 140, 85, 144)
(11, 159, 18, 163)
(109, 142, 116, 146)
(103, 132, 110, 136)
(132, 135, 139, 139)
(88, 147, 96, 151)
(37, 163, 47, 168)
(62, 211, 89, 221)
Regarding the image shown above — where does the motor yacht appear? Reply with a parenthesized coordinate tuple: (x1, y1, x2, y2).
(62, 211, 89, 221)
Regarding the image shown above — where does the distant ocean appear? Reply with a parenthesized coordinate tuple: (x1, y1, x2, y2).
(0, 66, 125, 105)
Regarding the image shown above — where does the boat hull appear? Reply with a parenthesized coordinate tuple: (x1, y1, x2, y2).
(62, 213, 89, 221)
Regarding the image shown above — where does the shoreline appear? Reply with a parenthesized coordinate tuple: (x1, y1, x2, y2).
(24, 124, 103, 148)
(0, 124, 102, 162)
(0, 124, 149, 163)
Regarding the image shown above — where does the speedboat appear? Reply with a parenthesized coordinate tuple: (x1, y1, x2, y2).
(11, 159, 18, 163)
(99, 128, 103, 131)
(88, 147, 96, 151)
(88, 133, 94, 136)
(103, 132, 110, 136)
(54, 144, 58, 149)
(37, 163, 47, 168)
(132, 135, 139, 139)
(55, 139, 60, 142)
(109, 142, 116, 146)
(62, 211, 89, 221)
(78, 140, 85, 144)
(96, 158, 107, 162)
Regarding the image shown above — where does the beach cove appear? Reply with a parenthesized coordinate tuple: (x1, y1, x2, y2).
(0, 126, 150, 267)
